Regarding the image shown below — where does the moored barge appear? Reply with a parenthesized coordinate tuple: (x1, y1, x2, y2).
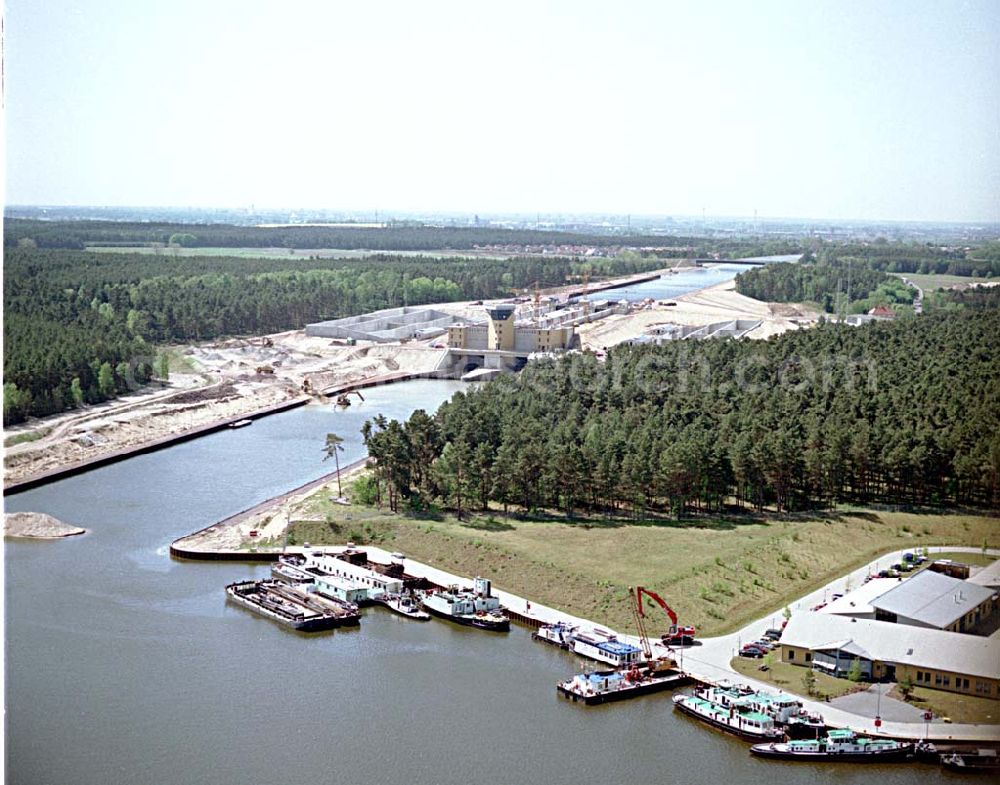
(557, 660, 690, 705)
(672, 686, 784, 741)
(750, 729, 914, 762)
(421, 577, 510, 631)
(225, 580, 359, 631)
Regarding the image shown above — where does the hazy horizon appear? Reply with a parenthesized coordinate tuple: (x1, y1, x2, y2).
(6, 1, 1000, 223)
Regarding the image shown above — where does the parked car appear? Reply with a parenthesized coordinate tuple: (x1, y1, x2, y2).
(740, 645, 766, 658)
(764, 628, 783, 641)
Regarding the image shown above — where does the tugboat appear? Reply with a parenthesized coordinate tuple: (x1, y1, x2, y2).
(672, 686, 785, 742)
(421, 577, 510, 631)
(750, 729, 914, 762)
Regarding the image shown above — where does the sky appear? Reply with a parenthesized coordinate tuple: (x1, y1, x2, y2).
(5, 0, 1000, 222)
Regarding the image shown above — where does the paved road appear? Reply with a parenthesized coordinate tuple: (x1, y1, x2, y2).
(901, 276, 924, 314)
(830, 682, 928, 723)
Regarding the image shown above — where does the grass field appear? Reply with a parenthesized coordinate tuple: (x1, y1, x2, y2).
(894, 684, 1000, 725)
(280, 484, 997, 637)
(890, 272, 987, 291)
(3, 428, 48, 448)
(730, 657, 859, 700)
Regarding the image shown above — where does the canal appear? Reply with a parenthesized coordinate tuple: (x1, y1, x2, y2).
(6, 381, 949, 783)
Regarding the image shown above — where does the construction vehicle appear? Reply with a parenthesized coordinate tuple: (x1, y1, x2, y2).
(628, 587, 676, 673)
(335, 390, 365, 407)
(635, 586, 696, 645)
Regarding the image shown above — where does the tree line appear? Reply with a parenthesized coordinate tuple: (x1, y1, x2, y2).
(810, 241, 1000, 278)
(362, 290, 1000, 517)
(734, 261, 916, 313)
(7, 218, 729, 253)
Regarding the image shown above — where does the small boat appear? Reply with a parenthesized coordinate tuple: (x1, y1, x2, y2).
(940, 749, 1000, 773)
(533, 622, 577, 649)
(377, 593, 430, 621)
(673, 686, 785, 742)
(228, 419, 253, 429)
(271, 554, 314, 585)
(750, 729, 914, 762)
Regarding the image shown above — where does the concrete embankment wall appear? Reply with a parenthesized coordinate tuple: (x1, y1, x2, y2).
(169, 457, 369, 561)
(4, 396, 311, 496)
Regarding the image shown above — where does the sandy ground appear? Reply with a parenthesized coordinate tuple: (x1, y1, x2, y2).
(5, 511, 86, 538)
(576, 277, 819, 351)
(173, 463, 367, 554)
(3, 330, 447, 487)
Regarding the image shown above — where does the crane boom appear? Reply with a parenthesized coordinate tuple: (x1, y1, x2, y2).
(636, 586, 678, 625)
(627, 586, 653, 663)
(637, 586, 696, 638)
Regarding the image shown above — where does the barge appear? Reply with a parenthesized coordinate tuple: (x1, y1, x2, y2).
(225, 580, 358, 631)
(672, 686, 784, 742)
(750, 729, 914, 762)
(557, 660, 689, 705)
(422, 577, 510, 631)
(570, 629, 643, 667)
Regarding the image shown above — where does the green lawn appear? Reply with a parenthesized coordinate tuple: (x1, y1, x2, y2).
(730, 657, 859, 700)
(895, 684, 1000, 725)
(3, 428, 48, 448)
(890, 272, 987, 291)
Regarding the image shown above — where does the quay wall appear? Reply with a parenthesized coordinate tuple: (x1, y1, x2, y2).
(4, 396, 311, 496)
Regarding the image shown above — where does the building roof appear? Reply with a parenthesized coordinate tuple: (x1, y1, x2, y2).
(819, 578, 900, 616)
(812, 639, 871, 659)
(782, 612, 1000, 680)
(869, 569, 995, 629)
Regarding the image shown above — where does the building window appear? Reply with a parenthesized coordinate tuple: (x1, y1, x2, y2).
(916, 671, 924, 683)
(962, 678, 970, 690)
(935, 674, 942, 686)
(788, 650, 795, 661)
(805, 652, 812, 662)
(943, 676, 950, 687)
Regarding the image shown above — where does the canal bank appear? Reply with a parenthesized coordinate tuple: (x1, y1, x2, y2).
(4, 395, 311, 495)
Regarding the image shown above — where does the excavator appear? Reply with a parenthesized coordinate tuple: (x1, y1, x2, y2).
(635, 586, 696, 646)
(335, 390, 365, 408)
(626, 587, 677, 679)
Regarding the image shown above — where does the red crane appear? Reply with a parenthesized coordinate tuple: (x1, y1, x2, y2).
(636, 586, 696, 644)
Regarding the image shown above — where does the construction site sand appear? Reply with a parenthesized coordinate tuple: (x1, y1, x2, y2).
(576, 279, 819, 350)
(3, 330, 448, 487)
